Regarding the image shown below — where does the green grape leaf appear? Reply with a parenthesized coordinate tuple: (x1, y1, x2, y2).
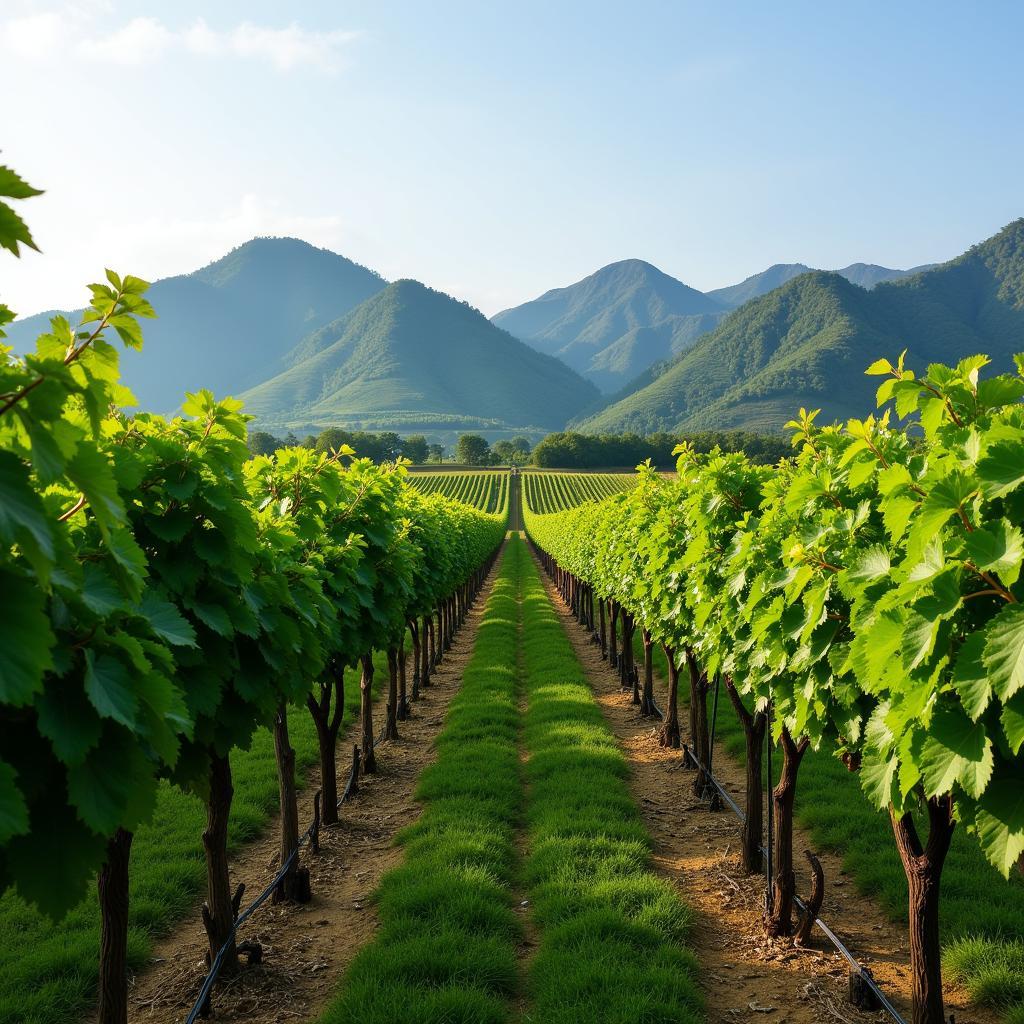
(5, 802, 106, 919)
(83, 650, 138, 728)
(964, 519, 1024, 586)
(0, 449, 55, 561)
(978, 440, 1024, 499)
(0, 569, 55, 704)
(1001, 693, 1024, 755)
(139, 592, 197, 647)
(67, 731, 158, 835)
(35, 679, 102, 764)
(983, 605, 1024, 701)
(970, 780, 1024, 877)
(919, 702, 993, 799)
(80, 563, 124, 616)
(952, 631, 993, 719)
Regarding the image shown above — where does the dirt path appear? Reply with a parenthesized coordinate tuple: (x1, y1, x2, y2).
(125, 559, 502, 1024)
(534, 553, 996, 1024)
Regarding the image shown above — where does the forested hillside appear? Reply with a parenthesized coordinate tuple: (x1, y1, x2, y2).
(4, 237, 385, 414)
(240, 279, 599, 433)
(575, 219, 1024, 434)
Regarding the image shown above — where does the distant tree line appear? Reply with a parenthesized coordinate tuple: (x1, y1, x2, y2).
(247, 428, 440, 464)
(248, 426, 787, 468)
(529, 430, 789, 467)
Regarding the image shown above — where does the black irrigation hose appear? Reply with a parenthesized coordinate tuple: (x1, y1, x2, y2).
(680, 745, 907, 1024)
(180, 556, 508, 1024)
(183, 671, 404, 1021)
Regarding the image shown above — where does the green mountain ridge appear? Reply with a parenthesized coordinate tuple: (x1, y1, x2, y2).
(5, 237, 386, 414)
(494, 256, 936, 394)
(573, 220, 1024, 435)
(491, 259, 727, 391)
(240, 279, 600, 432)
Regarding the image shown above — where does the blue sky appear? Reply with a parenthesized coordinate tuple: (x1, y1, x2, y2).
(3, 1, 1022, 317)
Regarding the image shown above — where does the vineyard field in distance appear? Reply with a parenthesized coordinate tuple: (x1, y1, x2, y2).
(521, 470, 638, 514)
(407, 469, 510, 514)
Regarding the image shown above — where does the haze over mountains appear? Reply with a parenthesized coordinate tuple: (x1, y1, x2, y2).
(8, 220, 1023, 441)
(493, 257, 937, 392)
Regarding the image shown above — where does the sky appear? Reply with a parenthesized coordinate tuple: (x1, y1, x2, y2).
(2, 0, 1023, 318)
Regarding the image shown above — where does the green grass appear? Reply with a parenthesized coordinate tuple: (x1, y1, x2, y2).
(519, 538, 703, 1023)
(0, 651, 390, 1024)
(318, 548, 522, 1024)
(628, 628, 1024, 1021)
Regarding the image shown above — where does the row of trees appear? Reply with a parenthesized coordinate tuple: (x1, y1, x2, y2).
(525, 352, 1024, 1024)
(0, 171, 506, 1023)
(530, 429, 790, 468)
(248, 427, 444, 465)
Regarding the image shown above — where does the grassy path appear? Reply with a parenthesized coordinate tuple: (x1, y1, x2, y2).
(319, 535, 703, 1023)
(0, 650, 395, 1024)
(518, 537, 703, 1023)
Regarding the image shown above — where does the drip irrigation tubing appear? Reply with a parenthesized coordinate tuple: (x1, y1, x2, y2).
(183, 726, 392, 1024)
(681, 745, 907, 1024)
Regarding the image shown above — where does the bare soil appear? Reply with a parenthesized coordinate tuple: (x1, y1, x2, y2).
(536, 558, 997, 1024)
(124, 558, 501, 1024)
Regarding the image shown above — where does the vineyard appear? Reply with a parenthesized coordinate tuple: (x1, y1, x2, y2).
(525, 355, 1024, 1024)
(521, 470, 637, 513)
(407, 470, 510, 514)
(5, 173, 1024, 1024)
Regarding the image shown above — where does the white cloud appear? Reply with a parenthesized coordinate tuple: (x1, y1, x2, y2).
(76, 16, 173, 64)
(184, 18, 360, 74)
(0, 6, 358, 74)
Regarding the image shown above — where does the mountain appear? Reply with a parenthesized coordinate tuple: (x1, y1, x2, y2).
(707, 261, 937, 308)
(573, 220, 1024, 435)
(491, 259, 728, 392)
(240, 279, 600, 432)
(5, 237, 386, 414)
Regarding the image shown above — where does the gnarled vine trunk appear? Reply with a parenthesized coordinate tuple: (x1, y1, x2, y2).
(398, 637, 409, 719)
(766, 726, 809, 937)
(640, 628, 656, 717)
(599, 597, 607, 659)
(202, 751, 239, 974)
(273, 704, 310, 903)
(384, 647, 400, 740)
(659, 645, 681, 748)
(360, 652, 377, 774)
(890, 795, 956, 1024)
(725, 675, 765, 873)
(409, 619, 421, 701)
(97, 828, 133, 1024)
(307, 666, 344, 826)
(686, 649, 711, 797)
(609, 601, 619, 668)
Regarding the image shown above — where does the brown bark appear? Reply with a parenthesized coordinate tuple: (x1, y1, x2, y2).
(766, 727, 810, 937)
(409, 619, 421, 701)
(599, 596, 607, 659)
(97, 828, 133, 1024)
(609, 601, 619, 668)
(273, 705, 310, 903)
(398, 637, 409, 719)
(640, 628, 656, 717)
(360, 652, 377, 773)
(202, 751, 239, 974)
(794, 850, 824, 946)
(658, 646, 681, 747)
(890, 794, 956, 1024)
(384, 647, 400, 740)
(686, 650, 711, 797)
(306, 667, 344, 826)
(421, 613, 431, 686)
(725, 675, 766, 874)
